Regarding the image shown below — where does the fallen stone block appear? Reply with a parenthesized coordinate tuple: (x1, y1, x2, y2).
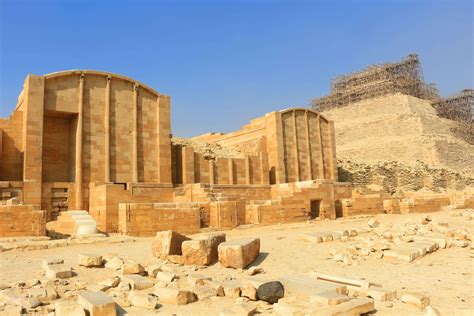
(364, 287, 396, 302)
(317, 297, 374, 315)
(44, 264, 73, 279)
(279, 275, 346, 296)
(122, 274, 154, 290)
(310, 291, 352, 306)
(241, 283, 257, 301)
(218, 238, 260, 269)
(77, 291, 117, 316)
(187, 273, 212, 286)
(120, 262, 144, 275)
(256, 281, 284, 304)
(104, 256, 124, 270)
(154, 287, 196, 305)
(413, 236, 446, 249)
(202, 280, 225, 296)
(99, 277, 120, 288)
(151, 230, 190, 259)
(220, 302, 257, 316)
(146, 265, 161, 278)
(27, 287, 58, 301)
(127, 290, 159, 310)
(155, 271, 176, 284)
(400, 292, 430, 310)
(41, 257, 64, 270)
(181, 239, 215, 266)
(368, 219, 379, 228)
(223, 281, 241, 298)
(192, 285, 219, 300)
(55, 301, 86, 316)
(78, 254, 103, 267)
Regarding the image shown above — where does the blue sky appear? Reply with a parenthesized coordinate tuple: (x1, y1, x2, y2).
(0, 0, 472, 137)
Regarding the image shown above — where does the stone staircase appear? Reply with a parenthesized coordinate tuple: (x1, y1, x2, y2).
(46, 210, 98, 236)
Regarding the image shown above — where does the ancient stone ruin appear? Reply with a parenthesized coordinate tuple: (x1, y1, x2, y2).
(0, 66, 472, 316)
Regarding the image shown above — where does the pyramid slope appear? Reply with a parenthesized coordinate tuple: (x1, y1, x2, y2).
(322, 93, 474, 176)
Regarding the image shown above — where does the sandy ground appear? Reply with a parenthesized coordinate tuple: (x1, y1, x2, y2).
(0, 209, 472, 315)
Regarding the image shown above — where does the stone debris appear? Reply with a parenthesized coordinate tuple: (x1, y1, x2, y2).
(55, 301, 86, 316)
(218, 238, 260, 269)
(219, 301, 257, 316)
(368, 219, 379, 228)
(121, 274, 154, 290)
(187, 273, 212, 286)
(400, 291, 431, 310)
(77, 291, 117, 316)
(155, 271, 176, 284)
(247, 266, 264, 276)
(154, 287, 197, 305)
(27, 287, 58, 301)
(104, 256, 124, 270)
(127, 290, 159, 310)
(310, 290, 352, 306)
(119, 262, 145, 275)
(223, 281, 242, 298)
(181, 233, 226, 266)
(44, 264, 73, 279)
(151, 230, 190, 259)
(78, 253, 103, 267)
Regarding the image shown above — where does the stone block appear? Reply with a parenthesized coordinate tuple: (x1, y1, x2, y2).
(151, 230, 190, 259)
(310, 291, 352, 306)
(127, 290, 159, 310)
(154, 287, 196, 305)
(120, 262, 144, 275)
(27, 287, 58, 301)
(54, 301, 86, 316)
(44, 264, 73, 279)
(192, 285, 219, 300)
(182, 233, 226, 266)
(78, 254, 103, 267)
(41, 257, 64, 270)
(317, 297, 374, 315)
(400, 292, 430, 310)
(155, 271, 176, 284)
(220, 302, 257, 316)
(77, 291, 117, 316)
(187, 273, 212, 286)
(364, 287, 396, 302)
(218, 238, 260, 269)
(279, 275, 346, 296)
(223, 281, 241, 298)
(122, 274, 154, 290)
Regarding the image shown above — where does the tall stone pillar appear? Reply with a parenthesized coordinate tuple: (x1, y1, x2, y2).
(22, 75, 45, 208)
(265, 112, 286, 184)
(156, 95, 172, 184)
(75, 73, 84, 209)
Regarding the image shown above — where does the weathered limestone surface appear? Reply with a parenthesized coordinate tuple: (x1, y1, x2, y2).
(218, 238, 260, 269)
(151, 230, 190, 259)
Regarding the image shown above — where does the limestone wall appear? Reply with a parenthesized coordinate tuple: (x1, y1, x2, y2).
(117, 202, 200, 236)
(0, 205, 46, 237)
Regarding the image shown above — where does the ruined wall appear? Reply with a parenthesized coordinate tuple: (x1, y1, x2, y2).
(0, 111, 23, 181)
(118, 202, 200, 236)
(0, 205, 46, 237)
(191, 109, 336, 184)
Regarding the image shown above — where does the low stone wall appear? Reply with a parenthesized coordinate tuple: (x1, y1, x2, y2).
(0, 205, 46, 237)
(118, 202, 200, 236)
(246, 202, 310, 225)
(341, 196, 384, 216)
(400, 197, 451, 213)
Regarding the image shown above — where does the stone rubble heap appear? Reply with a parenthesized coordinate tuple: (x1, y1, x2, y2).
(0, 228, 452, 315)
